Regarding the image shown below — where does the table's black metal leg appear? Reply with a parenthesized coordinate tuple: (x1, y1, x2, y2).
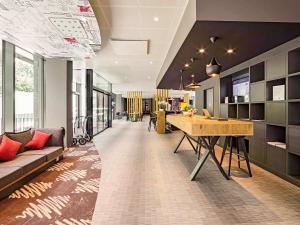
(228, 137, 234, 176)
(186, 135, 198, 154)
(236, 138, 241, 169)
(202, 137, 230, 180)
(220, 136, 229, 166)
(238, 137, 252, 177)
(197, 137, 202, 160)
(174, 133, 186, 153)
(190, 148, 210, 180)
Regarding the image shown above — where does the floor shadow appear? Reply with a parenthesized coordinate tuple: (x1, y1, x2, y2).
(174, 149, 284, 224)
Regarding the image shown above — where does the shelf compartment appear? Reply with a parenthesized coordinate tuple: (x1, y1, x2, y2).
(250, 62, 265, 83)
(288, 75, 300, 100)
(288, 126, 300, 156)
(287, 152, 300, 179)
(288, 102, 300, 125)
(266, 54, 286, 80)
(266, 124, 286, 143)
(266, 102, 286, 125)
(250, 103, 265, 121)
(238, 104, 249, 119)
(250, 82, 265, 102)
(266, 144, 286, 174)
(228, 104, 237, 119)
(288, 47, 300, 75)
(266, 78, 286, 101)
(220, 76, 233, 104)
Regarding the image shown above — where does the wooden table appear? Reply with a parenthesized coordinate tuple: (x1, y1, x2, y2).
(167, 115, 253, 180)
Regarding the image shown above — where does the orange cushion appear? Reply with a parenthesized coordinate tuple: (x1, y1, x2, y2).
(25, 131, 52, 150)
(0, 136, 22, 161)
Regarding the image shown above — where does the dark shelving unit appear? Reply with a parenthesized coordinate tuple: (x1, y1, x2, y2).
(217, 49, 300, 186)
(288, 102, 300, 125)
(288, 75, 300, 100)
(288, 47, 300, 75)
(238, 104, 249, 119)
(266, 78, 286, 101)
(250, 103, 265, 120)
(228, 104, 237, 118)
(250, 62, 265, 83)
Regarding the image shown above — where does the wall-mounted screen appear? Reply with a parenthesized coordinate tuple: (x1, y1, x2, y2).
(233, 76, 249, 96)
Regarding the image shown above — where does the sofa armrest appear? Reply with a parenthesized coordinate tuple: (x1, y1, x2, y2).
(31, 127, 65, 147)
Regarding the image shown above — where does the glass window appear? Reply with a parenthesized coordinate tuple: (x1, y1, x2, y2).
(93, 72, 112, 93)
(14, 47, 35, 131)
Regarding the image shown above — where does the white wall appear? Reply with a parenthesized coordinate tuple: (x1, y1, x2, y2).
(195, 77, 220, 117)
(115, 94, 123, 114)
(44, 58, 68, 140)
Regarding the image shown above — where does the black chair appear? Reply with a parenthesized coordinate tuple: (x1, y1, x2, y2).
(148, 112, 157, 132)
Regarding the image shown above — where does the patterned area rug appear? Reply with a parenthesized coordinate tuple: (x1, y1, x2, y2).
(0, 144, 101, 225)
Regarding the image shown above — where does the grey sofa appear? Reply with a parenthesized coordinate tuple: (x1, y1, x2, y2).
(0, 128, 65, 200)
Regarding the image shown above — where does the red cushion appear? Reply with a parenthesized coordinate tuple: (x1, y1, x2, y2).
(0, 136, 22, 161)
(25, 131, 52, 150)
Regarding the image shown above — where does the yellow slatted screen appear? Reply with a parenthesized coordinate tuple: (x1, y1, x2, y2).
(154, 89, 169, 112)
(127, 91, 143, 120)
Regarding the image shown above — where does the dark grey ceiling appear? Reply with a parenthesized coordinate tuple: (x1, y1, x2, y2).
(157, 21, 300, 89)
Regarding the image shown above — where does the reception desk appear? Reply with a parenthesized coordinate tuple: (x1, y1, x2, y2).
(167, 115, 253, 180)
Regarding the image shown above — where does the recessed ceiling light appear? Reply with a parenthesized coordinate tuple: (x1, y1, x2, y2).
(114, 60, 119, 64)
(153, 17, 159, 22)
(227, 49, 234, 54)
(149, 61, 153, 64)
(184, 63, 190, 68)
(198, 48, 205, 54)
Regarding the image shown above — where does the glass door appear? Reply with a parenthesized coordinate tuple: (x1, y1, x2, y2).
(93, 91, 98, 135)
(103, 94, 108, 129)
(97, 92, 104, 132)
(92, 89, 110, 135)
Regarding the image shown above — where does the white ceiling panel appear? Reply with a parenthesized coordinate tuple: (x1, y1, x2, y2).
(102, 6, 142, 28)
(95, 0, 139, 7)
(90, 0, 189, 95)
(140, 7, 178, 29)
(138, 0, 187, 7)
(110, 39, 148, 56)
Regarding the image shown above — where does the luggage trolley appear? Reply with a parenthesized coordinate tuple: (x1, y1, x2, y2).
(73, 116, 93, 145)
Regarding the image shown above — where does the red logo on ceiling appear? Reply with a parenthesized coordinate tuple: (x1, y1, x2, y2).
(79, 5, 91, 12)
(64, 37, 78, 43)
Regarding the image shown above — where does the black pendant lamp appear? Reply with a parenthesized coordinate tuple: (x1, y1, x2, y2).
(206, 57, 222, 77)
(206, 36, 222, 77)
(186, 74, 201, 89)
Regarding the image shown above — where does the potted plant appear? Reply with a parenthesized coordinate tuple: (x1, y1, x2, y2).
(158, 101, 167, 111)
(182, 105, 197, 116)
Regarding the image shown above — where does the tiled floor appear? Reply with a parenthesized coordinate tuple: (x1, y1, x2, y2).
(92, 118, 300, 225)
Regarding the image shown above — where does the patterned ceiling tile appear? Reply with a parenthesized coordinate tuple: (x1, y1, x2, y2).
(0, 0, 101, 58)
